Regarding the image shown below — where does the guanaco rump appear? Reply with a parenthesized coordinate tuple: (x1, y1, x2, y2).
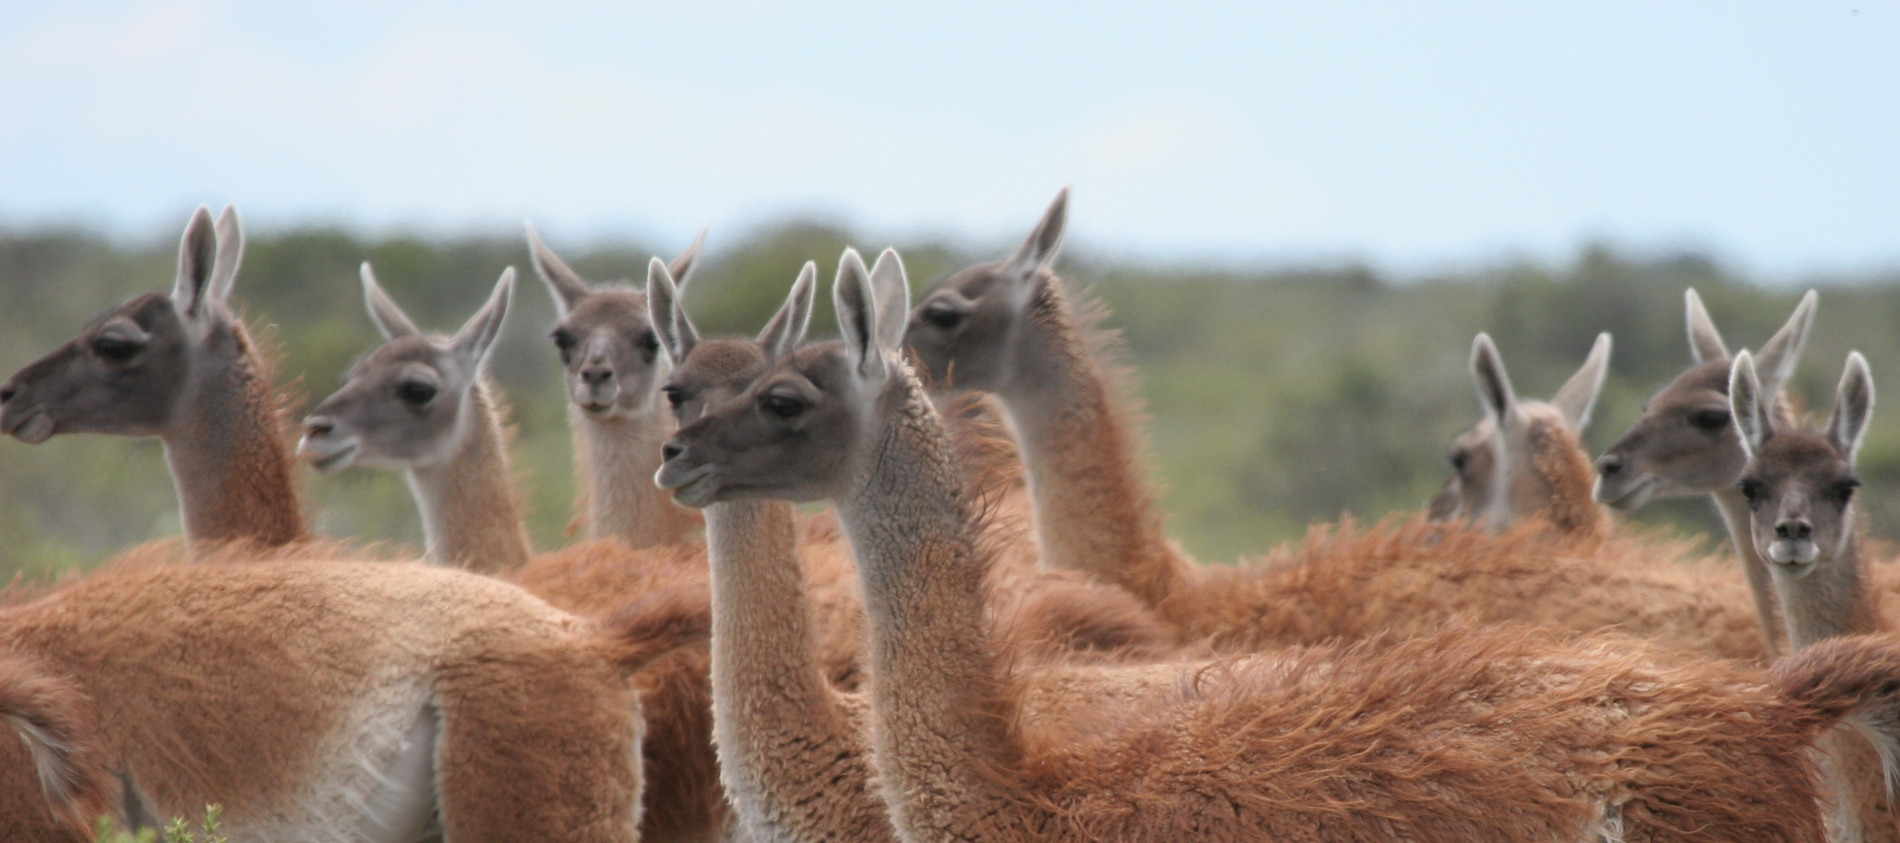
(0, 207, 306, 554)
(0, 544, 708, 842)
(660, 245, 1900, 842)
(1731, 349, 1897, 842)
(904, 189, 1771, 661)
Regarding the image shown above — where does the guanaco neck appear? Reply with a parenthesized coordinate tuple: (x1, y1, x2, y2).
(1711, 487, 1790, 659)
(993, 278, 1185, 608)
(573, 405, 699, 548)
(1774, 526, 1880, 652)
(163, 319, 305, 552)
(406, 379, 532, 575)
(704, 498, 891, 842)
(837, 374, 1026, 842)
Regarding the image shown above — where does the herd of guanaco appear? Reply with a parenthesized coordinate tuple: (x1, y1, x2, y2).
(1, 189, 1898, 842)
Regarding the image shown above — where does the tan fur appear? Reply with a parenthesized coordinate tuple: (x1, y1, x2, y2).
(0, 544, 672, 842)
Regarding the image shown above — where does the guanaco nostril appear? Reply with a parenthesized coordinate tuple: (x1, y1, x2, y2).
(304, 417, 335, 438)
(661, 442, 684, 462)
(0, 384, 15, 404)
(1595, 454, 1622, 477)
(582, 368, 613, 386)
(1776, 521, 1813, 540)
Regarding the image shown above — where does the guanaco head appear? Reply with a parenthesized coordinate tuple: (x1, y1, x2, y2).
(0, 206, 246, 444)
(905, 187, 1067, 394)
(657, 248, 908, 507)
(1593, 289, 1817, 510)
(528, 223, 704, 421)
(1428, 332, 1611, 531)
(297, 264, 514, 472)
(646, 254, 814, 429)
(1731, 349, 1873, 573)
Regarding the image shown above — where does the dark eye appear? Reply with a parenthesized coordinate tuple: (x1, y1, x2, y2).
(922, 305, 962, 330)
(397, 380, 438, 406)
(92, 335, 141, 362)
(661, 386, 685, 409)
(1691, 409, 1730, 432)
(550, 329, 576, 364)
(762, 394, 804, 419)
(1739, 478, 1765, 505)
(1830, 479, 1861, 506)
(640, 332, 660, 352)
(1448, 450, 1469, 475)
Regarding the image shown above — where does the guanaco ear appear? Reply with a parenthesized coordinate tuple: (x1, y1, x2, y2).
(1754, 289, 1818, 401)
(450, 268, 515, 372)
(1002, 186, 1068, 297)
(758, 262, 817, 361)
(1730, 351, 1770, 462)
(526, 222, 590, 315)
(1469, 333, 1519, 427)
(1826, 351, 1875, 465)
(646, 257, 698, 366)
(868, 248, 911, 352)
(667, 226, 708, 292)
(1685, 288, 1729, 365)
(172, 206, 220, 322)
(208, 205, 244, 306)
(834, 248, 886, 381)
(359, 263, 422, 340)
(1551, 332, 1612, 432)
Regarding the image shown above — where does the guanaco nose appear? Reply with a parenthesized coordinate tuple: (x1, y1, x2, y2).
(1595, 453, 1623, 478)
(1775, 518, 1813, 540)
(0, 384, 16, 404)
(581, 368, 614, 386)
(661, 441, 685, 462)
(303, 416, 336, 438)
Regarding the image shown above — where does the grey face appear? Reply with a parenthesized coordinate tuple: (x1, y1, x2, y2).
(1, 293, 192, 443)
(550, 291, 665, 418)
(1739, 435, 1858, 570)
(657, 342, 863, 508)
(906, 263, 1039, 394)
(1428, 419, 1500, 523)
(301, 338, 472, 473)
(661, 340, 770, 429)
(1594, 361, 1743, 510)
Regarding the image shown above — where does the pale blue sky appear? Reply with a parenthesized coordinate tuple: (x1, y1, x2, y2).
(2, 1, 1897, 276)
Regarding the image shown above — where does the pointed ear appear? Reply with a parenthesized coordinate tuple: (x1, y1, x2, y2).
(667, 226, 708, 292)
(1826, 351, 1875, 465)
(1469, 334, 1518, 425)
(525, 222, 590, 315)
(1551, 332, 1612, 431)
(1684, 288, 1729, 365)
(172, 206, 219, 321)
(833, 248, 886, 381)
(868, 248, 911, 353)
(758, 262, 817, 361)
(1003, 186, 1069, 280)
(1754, 289, 1818, 400)
(360, 263, 422, 340)
(1730, 351, 1770, 462)
(208, 205, 244, 305)
(645, 257, 698, 366)
(450, 268, 515, 371)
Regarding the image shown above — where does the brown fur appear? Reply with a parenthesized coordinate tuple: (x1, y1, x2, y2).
(0, 543, 648, 842)
(0, 650, 116, 840)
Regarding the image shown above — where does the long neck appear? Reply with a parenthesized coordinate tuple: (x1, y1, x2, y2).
(1711, 487, 1789, 659)
(705, 499, 892, 842)
(161, 321, 305, 552)
(406, 380, 532, 574)
(994, 280, 1186, 608)
(839, 376, 1026, 842)
(573, 406, 699, 548)
(1775, 527, 1880, 652)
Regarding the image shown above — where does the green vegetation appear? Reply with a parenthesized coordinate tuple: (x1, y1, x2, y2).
(3, 223, 1895, 579)
(93, 804, 225, 843)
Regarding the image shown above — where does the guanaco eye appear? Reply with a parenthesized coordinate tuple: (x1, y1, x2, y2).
(762, 394, 804, 419)
(922, 305, 962, 330)
(92, 335, 141, 361)
(1690, 409, 1730, 432)
(1738, 478, 1766, 505)
(661, 386, 685, 408)
(640, 331, 660, 352)
(1448, 450, 1469, 474)
(397, 380, 438, 406)
(549, 329, 577, 364)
